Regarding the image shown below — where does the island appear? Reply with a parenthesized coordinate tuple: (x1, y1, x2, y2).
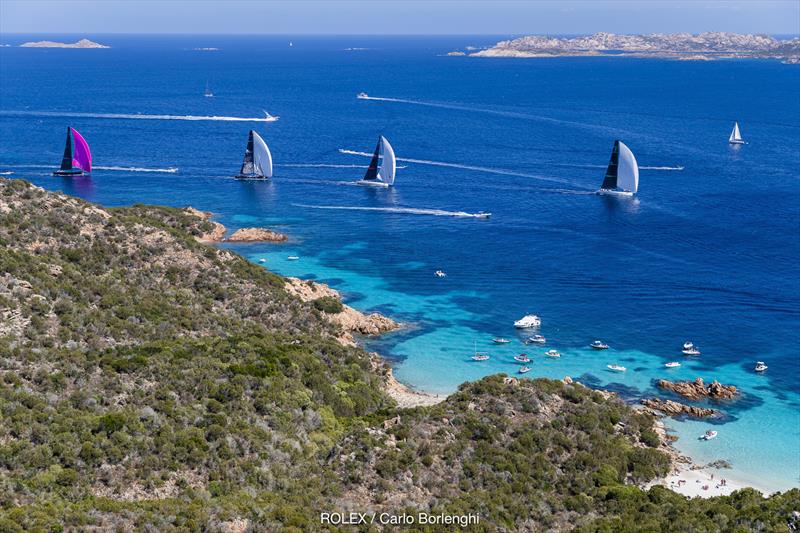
(19, 38, 109, 49)
(466, 32, 800, 62)
(0, 178, 796, 531)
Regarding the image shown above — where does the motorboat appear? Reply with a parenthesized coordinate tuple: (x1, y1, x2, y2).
(607, 364, 626, 372)
(471, 354, 490, 361)
(683, 341, 695, 350)
(518, 366, 531, 374)
(665, 362, 681, 368)
(434, 270, 447, 278)
(525, 334, 546, 345)
(258, 258, 267, 263)
(754, 361, 768, 372)
(474, 211, 491, 219)
(590, 340, 609, 350)
(287, 256, 300, 261)
(514, 354, 531, 363)
(492, 338, 511, 344)
(544, 349, 561, 358)
(514, 314, 541, 328)
(700, 430, 718, 441)
(357, 92, 369, 99)
(682, 346, 701, 356)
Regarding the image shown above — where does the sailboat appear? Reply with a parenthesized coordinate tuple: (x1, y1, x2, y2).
(53, 127, 92, 176)
(357, 135, 396, 187)
(728, 122, 745, 145)
(598, 140, 638, 196)
(204, 81, 214, 97)
(235, 130, 272, 180)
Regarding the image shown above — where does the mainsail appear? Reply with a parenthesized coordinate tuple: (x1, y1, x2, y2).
(729, 122, 743, 143)
(237, 130, 272, 179)
(56, 127, 91, 175)
(361, 136, 396, 186)
(600, 140, 638, 194)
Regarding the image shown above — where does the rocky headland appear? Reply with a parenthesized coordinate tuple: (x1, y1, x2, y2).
(20, 38, 109, 49)
(467, 32, 800, 62)
(183, 208, 287, 243)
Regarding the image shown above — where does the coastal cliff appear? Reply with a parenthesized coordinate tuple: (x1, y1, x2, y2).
(469, 32, 800, 61)
(0, 179, 796, 531)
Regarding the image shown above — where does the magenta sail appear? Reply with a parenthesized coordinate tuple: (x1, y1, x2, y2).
(70, 128, 92, 173)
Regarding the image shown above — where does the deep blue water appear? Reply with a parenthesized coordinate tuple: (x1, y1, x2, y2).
(1, 34, 799, 490)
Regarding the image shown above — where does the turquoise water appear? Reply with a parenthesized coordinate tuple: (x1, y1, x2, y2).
(1, 34, 798, 490)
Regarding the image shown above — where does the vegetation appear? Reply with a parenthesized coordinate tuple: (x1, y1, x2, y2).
(1, 179, 796, 531)
(312, 296, 344, 314)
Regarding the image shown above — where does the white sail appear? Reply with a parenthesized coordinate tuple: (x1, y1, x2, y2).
(616, 141, 639, 194)
(377, 136, 396, 185)
(252, 131, 273, 178)
(729, 122, 743, 143)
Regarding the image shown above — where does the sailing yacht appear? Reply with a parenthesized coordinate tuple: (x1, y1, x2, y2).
(235, 130, 273, 180)
(357, 136, 396, 187)
(53, 127, 92, 176)
(598, 140, 639, 196)
(204, 81, 214, 97)
(728, 122, 745, 145)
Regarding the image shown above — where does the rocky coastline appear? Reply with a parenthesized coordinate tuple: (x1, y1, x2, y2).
(641, 398, 720, 418)
(185, 208, 288, 243)
(657, 378, 738, 401)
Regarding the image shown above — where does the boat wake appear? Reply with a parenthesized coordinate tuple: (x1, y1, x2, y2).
(555, 163, 684, 171)
(94, 166, 179, 173)
(0, 171, 13, 175)
(278, 163, 407, 170)
(293, 203, 490, 218)
(640, 166, 685, 170)
(339, 149, 583, 187)
(0, 110, 278, 122)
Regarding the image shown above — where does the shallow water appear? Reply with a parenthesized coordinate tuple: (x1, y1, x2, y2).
(1, 34, 798, 490)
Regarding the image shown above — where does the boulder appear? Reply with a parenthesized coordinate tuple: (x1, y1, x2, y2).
(641, 398, 720, 418)
(657, 378, 737, 401)
(226, 228, 288, 243)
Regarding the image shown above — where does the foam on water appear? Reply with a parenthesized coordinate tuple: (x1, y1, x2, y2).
(293, 203, 491, 218)
(0, 110, 278, 122)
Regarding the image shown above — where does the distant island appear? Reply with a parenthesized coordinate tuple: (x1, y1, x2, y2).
(465, 32, 799, 62)
(19, 38, 109, 49)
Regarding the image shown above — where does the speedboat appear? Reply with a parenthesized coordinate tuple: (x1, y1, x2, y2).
(544, 349, 561, 358)
(682, 346, 701, 356)
(434, 270, 447, 278)
(514, 354, 531, 363)
(475, 211, 491, 219)
(525, 334, 546, 345)
(665, 362, 681, 368)
(754, 361, 768, 372)
(471, 353, 490, 361)
(590, 340, 609, 350)
(514, 314, 541, 329)
(492, 337, 511, 344)
(683, 341, 695, 350)
(518, 366, 531, 374)
(607, 364, 626, 372)
(357, 92, 369, 99)
(258, 258, 267, 263)
(287, 256, 300, 261)
(700, 430, 718, 441)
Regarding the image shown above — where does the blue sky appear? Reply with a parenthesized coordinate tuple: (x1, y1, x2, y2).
(1, 0, 798, 35)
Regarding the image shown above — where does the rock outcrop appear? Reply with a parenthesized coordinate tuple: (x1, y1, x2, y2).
(21, 39, 109, 49)
(657, 378, 738, 401)
(226, 228, 288, 243)
(185, 207, 227, 242)
(641, 398, 720, 418)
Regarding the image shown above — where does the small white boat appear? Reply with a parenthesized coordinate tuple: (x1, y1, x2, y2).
(682, 347, 701, 356)
(518, 366, 531, 374)
(357, 92, 369, 99)
(258, 258, 267, 263)
(665, 362, 681, 368)
(544, 349, 561, 358)
(700, 430, 718, 441)
(434, 270, 447, 278)
(683, 341, 695, 350)
(590, 340, 609, 350)
(754, 361, 768, 372)
(514, 354, 531, 363)
(472, 354, 490, 361)
(287, 256, 300, 261)
(204, 81, 214, 97)
(525, 334, 546, 345)
(607, 364, 626, 372)
(728, 122, 745, 145)
(474, 211, 491, 219)
(492, 337, 511, 345)
(514, 314, 541, 329)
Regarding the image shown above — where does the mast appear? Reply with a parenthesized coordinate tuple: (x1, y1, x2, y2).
(59, 127, 74, 171)
(600, 140, 620, 190)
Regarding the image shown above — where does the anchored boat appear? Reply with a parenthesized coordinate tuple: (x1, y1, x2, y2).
(53, 127, 92, 176)
(357, 136, 396, 187)
(598, 140, 638, 196)
(235, 130, 272, 180)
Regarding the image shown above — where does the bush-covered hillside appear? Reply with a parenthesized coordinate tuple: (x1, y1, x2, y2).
(0, 180, 797, 532)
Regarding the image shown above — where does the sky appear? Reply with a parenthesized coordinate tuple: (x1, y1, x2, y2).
(1, 0, 798, 35)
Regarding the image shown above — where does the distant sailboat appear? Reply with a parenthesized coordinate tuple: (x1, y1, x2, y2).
(728, 122, 745, 145)
(53, 127, 91, 176)
(204, 81, 214, 97)
(235, 130, 272, 180)
(598, 140, 638, 196)
(357, 135, 396, 187)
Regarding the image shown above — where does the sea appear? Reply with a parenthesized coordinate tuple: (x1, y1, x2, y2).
(1, 34, 798, 492)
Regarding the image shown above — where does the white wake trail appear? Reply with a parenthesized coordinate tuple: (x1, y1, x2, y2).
(640, 166, 685, 170)
(0, 110, 278, 123)
(7, 163, 178, 174)
(293, 203, 490, 218)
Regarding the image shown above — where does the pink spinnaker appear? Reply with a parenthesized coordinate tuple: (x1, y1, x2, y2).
(70, 127, 92, 173)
